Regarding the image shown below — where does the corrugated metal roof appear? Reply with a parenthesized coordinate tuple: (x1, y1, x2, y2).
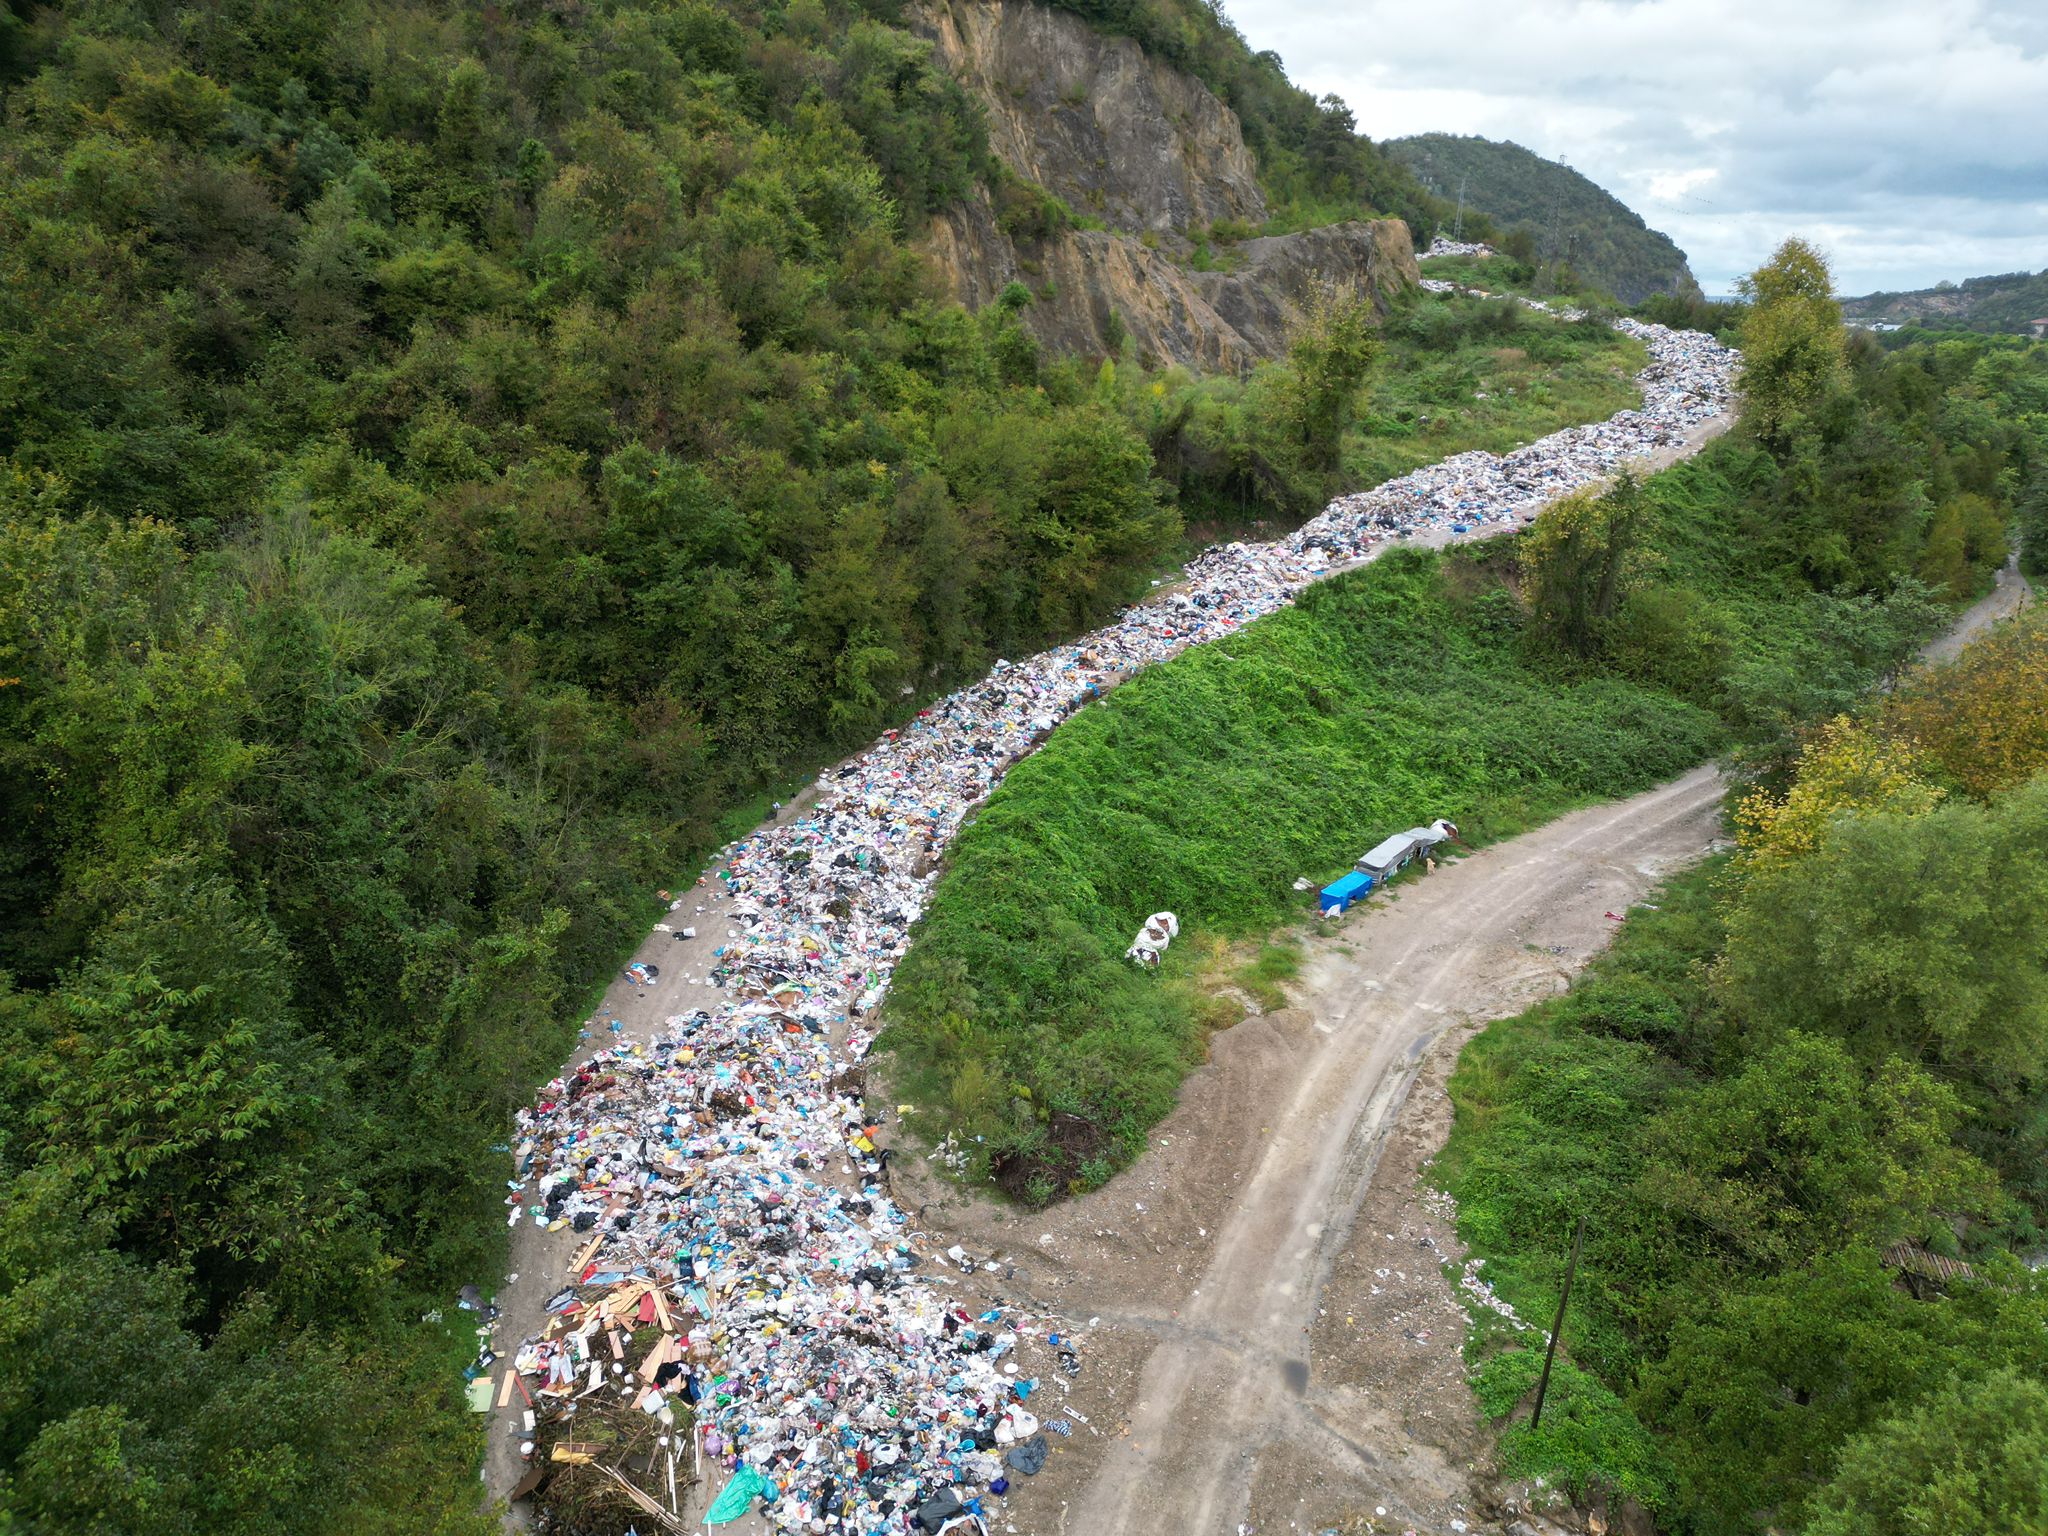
(1884, 1242, 1976, 1286)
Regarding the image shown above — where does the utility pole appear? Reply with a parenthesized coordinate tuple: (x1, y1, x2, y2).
(1530, 1214, 1585, 1429)
(1453, 172, 1468, 241)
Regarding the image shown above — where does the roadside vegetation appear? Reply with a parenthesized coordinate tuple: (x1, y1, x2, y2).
(881, 241, 2047, 1205)
(1430, 242, 2048, 1534)
(1442, 609, 2048, 1534)
(1125, 281, 1647, 549)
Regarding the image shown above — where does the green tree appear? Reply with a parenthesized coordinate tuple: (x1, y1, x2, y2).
(1803, 1369, 2048, 1536)
(1637, 1033, 1994, 1270)
(1522, 473, 1646, 657)
(1738, 237, 1848, 456)
(1717, 777, 2048, 1091)
(1285, 281, 1381, 470)
(1637, 1252, 2048, 1533)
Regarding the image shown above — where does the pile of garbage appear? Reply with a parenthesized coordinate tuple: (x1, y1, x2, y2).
(1425, 236, 1497, 259)
(497, 314, 1739, 1530)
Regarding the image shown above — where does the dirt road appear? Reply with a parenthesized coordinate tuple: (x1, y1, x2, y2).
(1044, 768, 1727, 1536)
(1921, 551, 2030, 664)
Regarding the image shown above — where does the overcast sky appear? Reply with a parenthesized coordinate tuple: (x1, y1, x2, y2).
(1233, 0, 2048, 295)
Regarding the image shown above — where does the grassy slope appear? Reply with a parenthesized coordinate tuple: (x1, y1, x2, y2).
(881, 544, 1722, 1199)
(880, 425, 1963, 1200)
(1350, 294, 1645, 491)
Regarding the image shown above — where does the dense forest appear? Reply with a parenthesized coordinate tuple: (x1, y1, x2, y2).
(0, 0, 1595, 1527)
(1388, 133, 1700, 304)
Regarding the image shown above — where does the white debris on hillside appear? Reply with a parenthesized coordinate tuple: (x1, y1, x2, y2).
(1426, 236, 1497, 259)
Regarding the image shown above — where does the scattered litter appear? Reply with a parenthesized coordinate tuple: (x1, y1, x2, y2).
(1124, 911, 1180, 968)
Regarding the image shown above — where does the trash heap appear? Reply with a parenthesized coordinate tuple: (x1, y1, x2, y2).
(1424, 236, 1497, 259)
(502, 317, 1738, 1531)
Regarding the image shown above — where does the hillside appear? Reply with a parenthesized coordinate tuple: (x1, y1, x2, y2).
(1843, 268, 2048, 334)
(911, 0, 1429, 368)
(0, 1, 1672, 1528)
(1387, 132, 1700, 303)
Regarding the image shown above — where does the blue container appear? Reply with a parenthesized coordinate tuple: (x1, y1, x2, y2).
(1320, 870, 1374, 913)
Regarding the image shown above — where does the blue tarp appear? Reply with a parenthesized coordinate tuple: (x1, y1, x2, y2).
(1320, 870, 1374, 912)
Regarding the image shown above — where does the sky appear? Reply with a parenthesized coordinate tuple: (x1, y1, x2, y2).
(1232, 0, 2048, 296)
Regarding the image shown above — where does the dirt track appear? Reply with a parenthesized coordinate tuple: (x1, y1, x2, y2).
(990, 767, 1733, 1536)
(1921, 551, 2030, 664)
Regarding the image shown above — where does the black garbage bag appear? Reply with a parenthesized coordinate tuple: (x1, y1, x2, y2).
(915, 1488, 964, 1533)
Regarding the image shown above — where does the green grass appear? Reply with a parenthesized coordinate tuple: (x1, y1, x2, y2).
(1429, 858, 1728, 1511)
(1348, 294, 1645, 492)
(1418, 251, 1612, 310)
(1235, 940, 1303, 1011)
(1473, 1348, 1675, 1511)
(1436, 859, 1730, 1374)
(1167, 290, 1644, 560)
(878, 545, 1723, 1199)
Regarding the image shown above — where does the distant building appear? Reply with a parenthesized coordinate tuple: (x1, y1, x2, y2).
(2029, 318, 2048, 338)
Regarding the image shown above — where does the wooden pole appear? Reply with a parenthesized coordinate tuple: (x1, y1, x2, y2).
(1530, 1215, 1585, 1430)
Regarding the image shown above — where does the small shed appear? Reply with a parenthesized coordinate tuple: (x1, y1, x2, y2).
(1320, 870, 1374, 913)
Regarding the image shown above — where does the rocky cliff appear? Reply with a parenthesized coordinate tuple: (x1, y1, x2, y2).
(911, 0, 1417, 371)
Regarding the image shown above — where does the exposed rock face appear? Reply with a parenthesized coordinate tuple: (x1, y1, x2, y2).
(911, 0, 1417, 371)
(926, 198, 1417, 372)
(917, 0, 1264, 233)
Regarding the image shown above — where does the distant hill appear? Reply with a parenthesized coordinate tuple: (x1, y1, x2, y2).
(1842, 269, 2048, 335)
(1385, 133, 1699, 304)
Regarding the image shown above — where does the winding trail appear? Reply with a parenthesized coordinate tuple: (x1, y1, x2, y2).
(1061, 769, 1728, 1535)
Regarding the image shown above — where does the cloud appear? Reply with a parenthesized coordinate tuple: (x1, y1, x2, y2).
(1232, 0, 2048, 293)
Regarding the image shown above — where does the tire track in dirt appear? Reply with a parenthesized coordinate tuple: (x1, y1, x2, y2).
(1060, 767, 1728, 1536)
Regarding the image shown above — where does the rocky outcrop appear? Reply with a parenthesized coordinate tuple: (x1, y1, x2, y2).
(911, 0, 1418, 371)
(915, 0, 1262, 235)
(926, 196, 1417, 372)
